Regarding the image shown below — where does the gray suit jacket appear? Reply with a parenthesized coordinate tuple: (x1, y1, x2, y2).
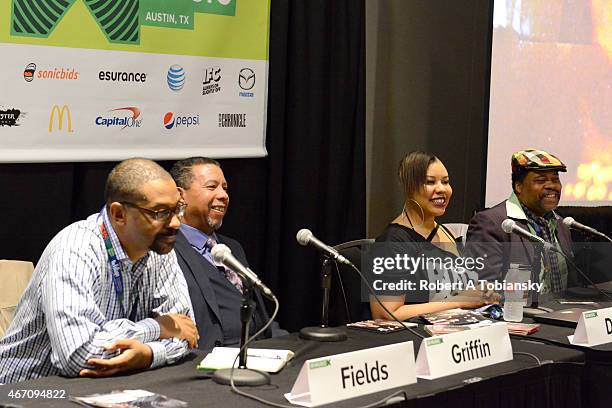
(465, 199, 577, 287)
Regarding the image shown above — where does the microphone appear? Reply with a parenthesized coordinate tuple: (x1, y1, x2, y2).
(501, 219, 560, 253)
(563, 217, 611, 241)
(296, 229, 351, 265)
(211, 244, 274, 298)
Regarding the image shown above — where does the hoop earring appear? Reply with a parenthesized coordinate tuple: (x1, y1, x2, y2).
(403, 199, 425, 228)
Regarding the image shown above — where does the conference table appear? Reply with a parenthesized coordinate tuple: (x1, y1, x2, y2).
(0, 327, 586, 408)
(518, 293, 612, 408)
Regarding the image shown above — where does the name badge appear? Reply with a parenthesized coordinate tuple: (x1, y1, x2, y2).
(416, 322, 513, 379)
(284, 341, 416, 407)
(571, 307, 612, 347)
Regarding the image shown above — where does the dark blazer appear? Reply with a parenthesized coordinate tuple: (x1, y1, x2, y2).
(465, 199, 578, 287)
(174, 231, 278, 351)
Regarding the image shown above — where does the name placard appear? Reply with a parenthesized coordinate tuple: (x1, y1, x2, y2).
(416, 322, 513, 379)
(571, 307, 612, 347)
(284, 341, 416, 407)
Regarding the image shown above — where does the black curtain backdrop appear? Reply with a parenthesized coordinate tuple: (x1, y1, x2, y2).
(0, 0, 366, 332)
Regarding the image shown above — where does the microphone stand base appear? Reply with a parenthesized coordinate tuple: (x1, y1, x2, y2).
(212, 368, 270, 386)
(523, 307, 552, 317)
(565, 286, 606, 299)
(299, 326, 347, 342)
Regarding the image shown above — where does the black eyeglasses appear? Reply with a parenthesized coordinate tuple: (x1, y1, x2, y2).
(121, 201, 187, 222)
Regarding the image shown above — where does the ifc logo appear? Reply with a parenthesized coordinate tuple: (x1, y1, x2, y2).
(167, 65, 185, 91)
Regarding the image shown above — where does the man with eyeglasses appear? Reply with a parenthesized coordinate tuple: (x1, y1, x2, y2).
(170, 157, 286, 351)
(0, 158, 198, 384)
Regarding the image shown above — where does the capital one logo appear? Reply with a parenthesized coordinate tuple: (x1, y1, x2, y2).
(48, 105, 73, 133)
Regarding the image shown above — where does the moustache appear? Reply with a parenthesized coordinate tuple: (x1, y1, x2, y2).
(157, 229, 178, 238)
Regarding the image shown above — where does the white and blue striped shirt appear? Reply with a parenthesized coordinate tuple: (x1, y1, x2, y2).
(0, 208, 195, 384)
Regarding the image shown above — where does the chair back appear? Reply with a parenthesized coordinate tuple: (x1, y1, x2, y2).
(328, 239, 375, 326)
(0, 260, 34, 338)
(443, 223, 469, 242)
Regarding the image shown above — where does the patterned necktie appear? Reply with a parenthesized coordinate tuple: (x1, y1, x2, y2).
(205, 237, 244, 294)
(521, 205, 563, 293)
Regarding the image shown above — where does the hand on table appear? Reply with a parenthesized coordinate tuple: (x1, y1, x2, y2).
(455, 284, 501, 307)
(79, 339, 153, 378)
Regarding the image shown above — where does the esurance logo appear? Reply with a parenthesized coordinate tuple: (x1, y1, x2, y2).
(25, 63, 79, 82)
(238, 68, 255, 97)
(163, 111, 200, 129)
(95, 107, 142, 130)
(167, 65, 185, 91)
(202, 66, 221, 95)
(0, 108, 23, 127)
(218, 113, 246, 128)
(48, 105, 73, 132)
(98, 70, 146, 83)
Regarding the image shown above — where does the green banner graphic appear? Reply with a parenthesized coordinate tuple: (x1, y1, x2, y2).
(11, 0, 236, 44)
(2, 0, 266, 59)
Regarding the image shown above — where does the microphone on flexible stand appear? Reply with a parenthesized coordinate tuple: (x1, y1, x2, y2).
(501, 219, 560, 253)
(296, 229, 349, 341)
(501, 219, 612, 304)
(296, 229, 351, 265)
(563, 217, 612, 242)
(210, 244, 273, 386)
(212, 244, 274, 299)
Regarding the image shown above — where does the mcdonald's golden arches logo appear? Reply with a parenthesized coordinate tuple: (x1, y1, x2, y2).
(48, 104, 73, 132)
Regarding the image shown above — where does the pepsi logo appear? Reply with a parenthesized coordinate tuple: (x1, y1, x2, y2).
(163, 112, 175, 129)
(163, 111, 200, 129)
(167, 65, 185, 91)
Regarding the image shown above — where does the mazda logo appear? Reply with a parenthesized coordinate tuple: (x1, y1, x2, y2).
(238, 68, 255, 90)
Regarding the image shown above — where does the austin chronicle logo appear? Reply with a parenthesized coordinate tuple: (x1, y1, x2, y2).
(49, 105, 73, 132)
(238, 68, 255, 90)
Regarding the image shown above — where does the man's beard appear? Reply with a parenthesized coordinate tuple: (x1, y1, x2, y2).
(150, 229, 179, 254)
(207, 215, 223, 232)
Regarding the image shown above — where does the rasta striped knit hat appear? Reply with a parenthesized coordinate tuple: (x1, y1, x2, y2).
(511, 149, 567, 174)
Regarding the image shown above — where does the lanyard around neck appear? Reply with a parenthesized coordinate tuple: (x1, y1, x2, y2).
(99, 217, 138, 320)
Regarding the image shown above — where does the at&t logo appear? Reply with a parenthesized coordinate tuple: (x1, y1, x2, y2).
(167, 65, 185, 91)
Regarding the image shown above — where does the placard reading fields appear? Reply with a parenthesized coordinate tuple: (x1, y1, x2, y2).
(0, 0, 269, 162)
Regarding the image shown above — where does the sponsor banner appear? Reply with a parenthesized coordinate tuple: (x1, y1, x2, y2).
(0, 0, 269, 162)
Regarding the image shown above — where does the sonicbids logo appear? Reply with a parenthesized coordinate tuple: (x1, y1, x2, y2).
(23, 63, 79, 82)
